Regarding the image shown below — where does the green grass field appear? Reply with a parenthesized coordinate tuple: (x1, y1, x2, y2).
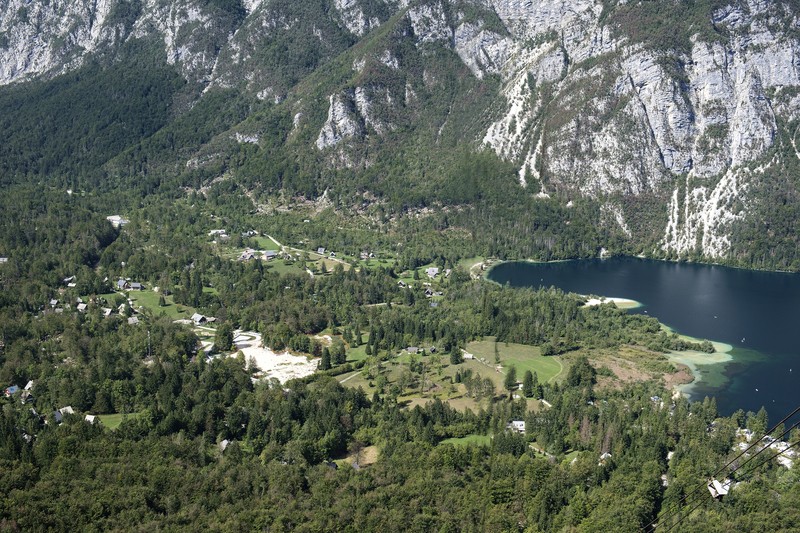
(440, 434, 492, 447)
(312, 258, 350, 273)
(95, 292, 123, 306)
(466, 337, 563, 383)
(127, 290, 195, 320)
(263, 260, 307, 275)
(346, 343, 371, 363)
(252, 236, 281, 250)
(339, 350, 544, 413)
(97, 412, 141, 430)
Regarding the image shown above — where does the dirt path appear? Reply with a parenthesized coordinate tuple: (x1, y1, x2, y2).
(339, 371, 361, 384)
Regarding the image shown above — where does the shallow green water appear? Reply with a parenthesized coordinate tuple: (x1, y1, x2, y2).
(489, 257, 800, 416)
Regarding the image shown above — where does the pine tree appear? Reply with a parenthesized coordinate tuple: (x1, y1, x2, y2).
(504, 365, 518, 399)
(523, 370, 534, 398)
(332, 341, 346, 365)
(320, 348, 331, 370)
(449, 345, 463, 365)
(214, 322, 234, 352)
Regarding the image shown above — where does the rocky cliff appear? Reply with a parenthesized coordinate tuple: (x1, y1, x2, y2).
(1, 0, 799, 265)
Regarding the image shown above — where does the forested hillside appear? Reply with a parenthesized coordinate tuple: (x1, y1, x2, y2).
(0, 0, 799, 269)
(1, 1, 800, 529)
(1, 186, 798, 531)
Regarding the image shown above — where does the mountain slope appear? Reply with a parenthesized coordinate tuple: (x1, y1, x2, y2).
(1, 0, 800, 269)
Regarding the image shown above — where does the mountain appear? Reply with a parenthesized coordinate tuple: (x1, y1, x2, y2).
(1, 0, 799, 269)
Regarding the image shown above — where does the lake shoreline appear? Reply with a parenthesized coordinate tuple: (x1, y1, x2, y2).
(485, 254, 799, 278)
(486, 259, 746, 402)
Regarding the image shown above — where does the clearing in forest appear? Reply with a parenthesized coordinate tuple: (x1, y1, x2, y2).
(466, 336, 562, 383)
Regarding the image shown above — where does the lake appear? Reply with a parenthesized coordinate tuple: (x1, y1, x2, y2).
(488, 257, 800, 417)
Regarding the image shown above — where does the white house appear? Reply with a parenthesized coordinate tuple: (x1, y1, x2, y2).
(507, 420, 526, 433)
(191, 313, 208, 326)
(106, 215, 130, 228)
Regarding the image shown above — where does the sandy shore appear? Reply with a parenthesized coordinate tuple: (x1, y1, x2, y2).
(582, 296, 642, 309)
(665, 331, 734, 397)
(232, 330, 318, 383)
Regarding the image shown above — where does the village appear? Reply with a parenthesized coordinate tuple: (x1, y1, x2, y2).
(10, 212, 794, 487)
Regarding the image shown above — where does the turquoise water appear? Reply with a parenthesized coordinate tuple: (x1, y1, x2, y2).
(488, 257, 800, 416)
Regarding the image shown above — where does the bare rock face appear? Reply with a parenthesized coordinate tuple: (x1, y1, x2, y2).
(316, 92, 364, 151)
(470, 0, 799, 258)
(0, 0, 115, 84)
(1, 0, 799, 261)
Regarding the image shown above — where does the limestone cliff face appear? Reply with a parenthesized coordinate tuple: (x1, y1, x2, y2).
(1, 0, 799, 261)
(468, 0, 799, 258)
(0, 0, 116, 84)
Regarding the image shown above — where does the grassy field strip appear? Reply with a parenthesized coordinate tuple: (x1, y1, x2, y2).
(97, 412, 141, 430)
(466, 337, 562, 383)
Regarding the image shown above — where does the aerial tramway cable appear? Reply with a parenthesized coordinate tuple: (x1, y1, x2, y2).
(657, 437, 800, 533)
(650, 417, 800, 531)
(643, 405, 800, 532)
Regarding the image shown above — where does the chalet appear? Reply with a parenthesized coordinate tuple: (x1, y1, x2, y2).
(53, 406, 75, 424)
(239, 249, 256, 261)
(84, 414, 99, 425)
(191, 313, 208, 326)
(406, 347, 419, 354)
(24, 380, 33, 391)
(598, 452, 612, 466)
(426, 267, 439, 279)
(76, 303, 88, 312)
(444, 269, 452, 277)
(102, 307, 112, 317)
(63, 276, 75, 284)
(130, 282, 143, 291)
(397, 280, 407, 288)
(127, 316, 140, 325)
(0, 257, 8, 264)
(219, 439, 231, 452)
(116, 279, 128, 290)
(264, 250, 278, 261)
(4, 385, 19, 397)
(424, 288, 433, 298)
(329, 251, 336, 258)
(317, 247, 326, 255)
(20, 390, 34, 404)
(708, 479, 730, 499)
(507, 420, 526, 433)
(208, 229, 227, 237)
(49, 299, 58, 307)
(106, 215, 130, 228)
